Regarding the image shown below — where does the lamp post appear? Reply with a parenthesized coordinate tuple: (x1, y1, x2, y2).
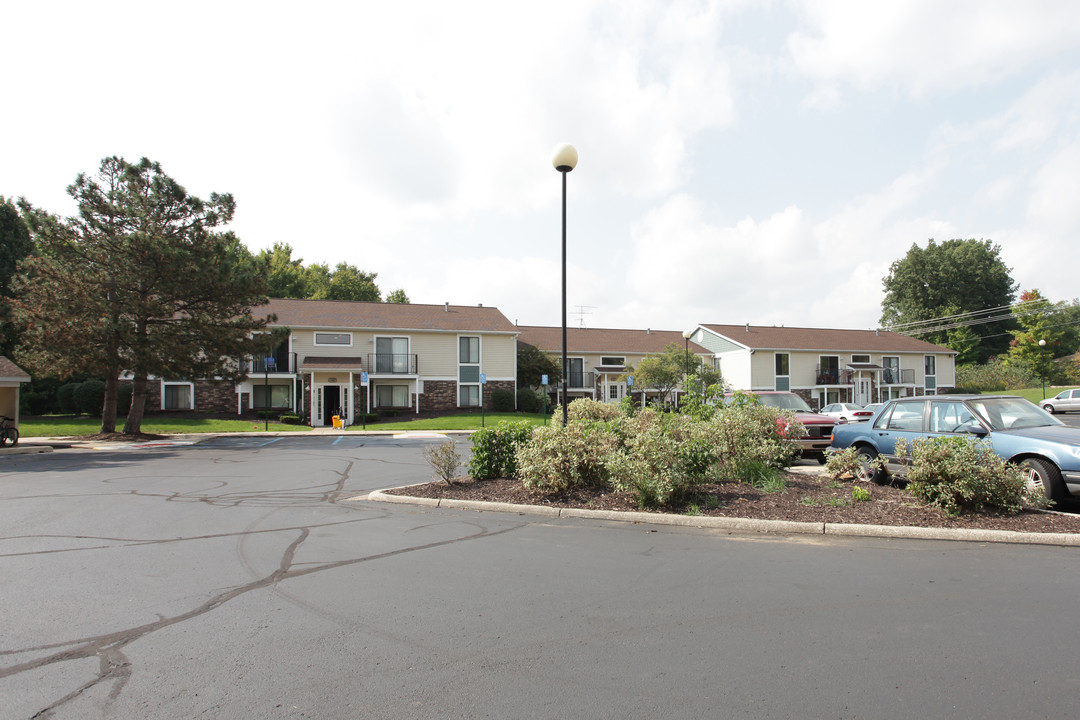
(552, 143, 578, 426)
(1039, 339, 1047, 399)
(682, 329, 692, 401)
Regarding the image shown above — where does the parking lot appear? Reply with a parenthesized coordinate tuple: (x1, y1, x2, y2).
(2, 436, 1079, 719)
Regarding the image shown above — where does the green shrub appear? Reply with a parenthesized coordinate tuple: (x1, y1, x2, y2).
(279, 414, 302, 425)
(955, 359, 1038, 392)
(74, 380, 106, 416)
(516, 388, 542, 413)
(825, 446, 868, 480)
(256, 409, 277, 420)
(706, 403, 802, 474)
(899, 436, 1045, 516)
(567, 397, 621, 423)
(468, 421, 534, 480)
(852, 486, 871, 502)
(20, 390, 53, 416)
(515, 421, 619, 493)
(57, 383, 79, 414)
(607, 410, 716, 508)
(490, 388, 515, 412)
(731, 458, 786, 491)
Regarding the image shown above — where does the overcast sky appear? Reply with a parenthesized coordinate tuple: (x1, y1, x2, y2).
(4, 1, 1079, 333)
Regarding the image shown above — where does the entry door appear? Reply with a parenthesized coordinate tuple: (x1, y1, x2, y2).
(855, 377, 872, 406)
(606, 382, 626, 404)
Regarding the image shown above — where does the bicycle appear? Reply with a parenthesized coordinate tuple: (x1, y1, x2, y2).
(0, 416, 19, 447)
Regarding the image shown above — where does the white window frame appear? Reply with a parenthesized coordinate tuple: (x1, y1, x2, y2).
(314, 332, 353, 347)
(458, 335, 481, 365)
(375, 384, 410, 407)
(459, 384, 481, 407)
(161, 381, 195, 410)
(775, 353, 790, 391)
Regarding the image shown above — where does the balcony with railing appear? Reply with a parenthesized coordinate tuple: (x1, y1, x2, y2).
(882, 367, 915, 384)
(246, 351, 297, 374)
(815, 367, 853, 385)
(567, 371, 596, 389)
(368, 353, 419, 375)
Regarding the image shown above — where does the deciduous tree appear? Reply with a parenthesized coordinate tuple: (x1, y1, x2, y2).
(517, 343, 561, 388)
(881, 239, 1018, 363)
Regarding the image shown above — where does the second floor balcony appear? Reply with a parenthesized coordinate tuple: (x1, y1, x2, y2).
(247, 352, 297, 374)
(815, 368, 853, 386)
(368, 353, 418, 375)
(882, 367, 915, 384)
(566, 371, 596, 389)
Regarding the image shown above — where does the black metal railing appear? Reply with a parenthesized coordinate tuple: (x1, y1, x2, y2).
(882, 368, 915, 384)
(815, 368, 853, 385)
(566, 371, 596, 389)
(246, 352, 297, 374)
(368, 353, 418, 374)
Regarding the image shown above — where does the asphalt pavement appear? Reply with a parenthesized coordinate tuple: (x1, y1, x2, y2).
(2, 436, 1079, 719)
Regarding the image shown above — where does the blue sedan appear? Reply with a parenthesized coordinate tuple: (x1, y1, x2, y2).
(829, 395, 1080, 501)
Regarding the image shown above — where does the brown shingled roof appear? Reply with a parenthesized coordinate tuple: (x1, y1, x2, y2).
(0, 357, 30, 381)
(517, 326, 709, 354)
(701, 324, 955, 354)
(257, 298, 518, 333)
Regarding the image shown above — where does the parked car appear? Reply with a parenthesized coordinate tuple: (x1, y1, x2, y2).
(861, 402, 884, 418)
(829, 394, 1080, 501)
(819, 403, 873, 423)
(1040, 388, 1080, 414)
(727, 391, 835, 463)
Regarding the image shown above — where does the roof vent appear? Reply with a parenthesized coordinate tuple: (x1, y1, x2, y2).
(444, 302, 449, 312)
(646, 328, 651, 334)
(478, 303, 482, 307)
(745, 323, 749, 332)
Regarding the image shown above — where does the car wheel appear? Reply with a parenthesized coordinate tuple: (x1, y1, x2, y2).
(1042, 403, 1055, 414)
(1019, 458, 1064, 502)
(856, 446, 886, 485)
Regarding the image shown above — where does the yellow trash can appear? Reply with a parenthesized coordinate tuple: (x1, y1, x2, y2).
(332, 415, 343, 429)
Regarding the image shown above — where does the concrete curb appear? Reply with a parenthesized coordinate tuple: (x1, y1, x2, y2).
(0, 444, 54, 456)
(363, 488, 1080, 546)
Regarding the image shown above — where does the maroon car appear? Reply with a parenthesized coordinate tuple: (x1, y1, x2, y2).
(726, 391, 836, 463)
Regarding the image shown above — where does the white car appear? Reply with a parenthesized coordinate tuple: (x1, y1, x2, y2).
(819, 402, 873, 423)
(1041, 389, 1080, 414)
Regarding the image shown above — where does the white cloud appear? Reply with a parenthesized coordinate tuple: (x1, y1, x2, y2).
(788, 0, 1080, 98)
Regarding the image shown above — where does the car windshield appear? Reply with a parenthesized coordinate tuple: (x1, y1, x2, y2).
(966, 397, 1062, 431)
(755, 393, 813, 412)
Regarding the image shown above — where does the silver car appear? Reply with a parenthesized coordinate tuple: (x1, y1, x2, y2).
(1041, 389, 1080, 414)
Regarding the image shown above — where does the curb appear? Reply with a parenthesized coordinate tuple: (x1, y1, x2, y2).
(0, 444, 55, 456)
(363, 489, 1080, 547)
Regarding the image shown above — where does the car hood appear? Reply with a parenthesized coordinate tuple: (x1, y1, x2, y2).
(794, 410, 835, 425)
(1001, 424, 1080, 447)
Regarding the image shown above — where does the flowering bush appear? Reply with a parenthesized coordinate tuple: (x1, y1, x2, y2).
(515, 420, 620, 493)
(607, 410, 716, 508)
(898, 436, 1047, 516)
(705, 403, 802, 473)
(567, 397, 622, 423)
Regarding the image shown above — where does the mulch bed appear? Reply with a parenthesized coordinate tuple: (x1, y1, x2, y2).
(387, 473, 1080, 534)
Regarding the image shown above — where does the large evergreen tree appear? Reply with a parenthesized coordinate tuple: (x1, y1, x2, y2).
(880, 239, 1018, 364)
(13, 157, 277, 434)
(0, 196, 35, 357)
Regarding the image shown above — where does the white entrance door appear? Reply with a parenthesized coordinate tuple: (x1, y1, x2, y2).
(606, 382, 626, 404)
(855, 377, 872, 406)
(314, 385, 350, 426)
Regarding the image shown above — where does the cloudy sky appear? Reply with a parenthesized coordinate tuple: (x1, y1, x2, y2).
(4, 1, 1079, 333)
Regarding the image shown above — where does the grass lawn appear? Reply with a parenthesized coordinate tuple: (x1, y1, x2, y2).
(348, 412, 551, 431)
(18, 416, 313, 438)
(989, 386, 1078, 404)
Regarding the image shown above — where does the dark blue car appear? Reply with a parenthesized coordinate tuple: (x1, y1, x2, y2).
(829, 395, 1080, 501)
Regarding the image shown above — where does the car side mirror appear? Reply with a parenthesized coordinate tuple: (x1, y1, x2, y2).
(964, 424, 988, 436)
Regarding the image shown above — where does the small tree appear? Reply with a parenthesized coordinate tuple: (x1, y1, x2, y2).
(517, 343, 561, 388)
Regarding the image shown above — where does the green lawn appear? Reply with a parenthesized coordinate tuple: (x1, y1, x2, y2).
(18, 416, 314, 438)
(988, 386, 1078, 404)
(348, 412, 551, 431)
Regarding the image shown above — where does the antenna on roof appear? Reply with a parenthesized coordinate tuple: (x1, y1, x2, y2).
(575, 305, 597, 328)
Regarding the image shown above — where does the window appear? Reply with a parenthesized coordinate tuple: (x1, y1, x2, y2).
(459, 384, 480, 407)
(609, 385, 619, 400)
(163, 383, 192, 410)
(852, 354, 870, 364)
(376, 385, 409, 407)
(929, 401, 976, 433)
(567, 358, 585, 387)
(315, 332, 352, 346)
(459, 336, 480, 364)
(882, 356, 900, 384)
(775, 353, 790, 392)
(601, 357, 625, 366)
(819, 355, 839, 384)
(880, 401, 924, 431)
(376, 337, 409, 373)
(924, 355, 937, 393)
(253, 384, 290, 409)
(924, 355, 936, 376)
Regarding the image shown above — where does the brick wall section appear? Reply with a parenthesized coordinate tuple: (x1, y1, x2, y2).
(420, 380, 456, 413)
(484, 380, 515, 410)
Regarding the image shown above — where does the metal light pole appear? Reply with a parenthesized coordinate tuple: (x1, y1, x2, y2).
(1039, 339, 1047, 399)
(552, 143, 578, 426)
(682, 329, 692, 405)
